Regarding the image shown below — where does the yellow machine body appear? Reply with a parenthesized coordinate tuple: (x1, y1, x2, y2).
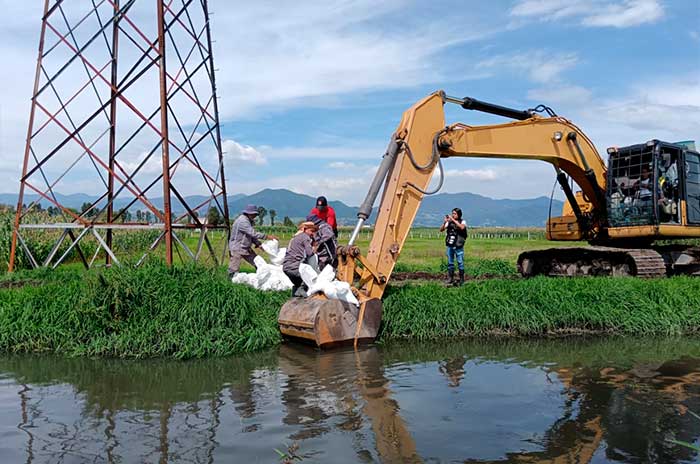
(278, 91, 700, 347)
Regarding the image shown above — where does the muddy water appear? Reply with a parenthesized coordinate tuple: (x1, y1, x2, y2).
(1, 338, 699, 463)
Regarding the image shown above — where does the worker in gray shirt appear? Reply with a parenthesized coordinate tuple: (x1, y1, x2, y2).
(228, 204, 277, 277)
(306, 214, 337, 269)
(283, 221, 318, 297)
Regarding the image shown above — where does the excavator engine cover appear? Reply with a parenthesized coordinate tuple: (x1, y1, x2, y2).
(278, 297, 382, 348)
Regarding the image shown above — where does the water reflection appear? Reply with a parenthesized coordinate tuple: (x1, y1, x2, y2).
(0, 337, 698, 463)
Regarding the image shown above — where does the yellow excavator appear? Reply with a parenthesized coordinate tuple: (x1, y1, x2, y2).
(278, 90, 700, 348)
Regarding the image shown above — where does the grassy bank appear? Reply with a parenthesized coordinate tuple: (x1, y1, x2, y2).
(381, 278, 700, 338)
(0, 264, 287, 358)
(2, 264, 700, 358)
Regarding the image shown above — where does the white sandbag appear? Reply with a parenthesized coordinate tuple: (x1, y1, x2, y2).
(253, 255, 267, 269)
(299, 262, 318, 288)
(231, 272, 259, 287)
(301, 264, 360, 306)
(306, 264, 336, 296)
(256, 262, 273, 286)
(329, 281, 360, 306)
(230, 248, 293, 291)
(259, 268, 293, 291)
(269, 248, 286, 266)
(261, 239, 279, 256)
(318, 264, 336, 283)
(261, 239, 287, 266)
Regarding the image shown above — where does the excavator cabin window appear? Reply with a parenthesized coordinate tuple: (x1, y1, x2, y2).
(607, 141, 684, 227)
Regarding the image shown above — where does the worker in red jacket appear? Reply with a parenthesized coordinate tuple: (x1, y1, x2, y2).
(310, 196, 338, 237)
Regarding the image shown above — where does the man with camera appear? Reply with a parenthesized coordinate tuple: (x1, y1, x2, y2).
(439, 208, 467, 286)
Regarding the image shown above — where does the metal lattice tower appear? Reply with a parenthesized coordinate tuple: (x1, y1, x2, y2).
(9, 0, 229, 271)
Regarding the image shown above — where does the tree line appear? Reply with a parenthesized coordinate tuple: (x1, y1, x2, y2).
(1, 202, 296, 228)
(206, 205, 293, 227)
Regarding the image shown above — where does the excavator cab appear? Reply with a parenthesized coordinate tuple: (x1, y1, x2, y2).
(606, 140, 700, 236)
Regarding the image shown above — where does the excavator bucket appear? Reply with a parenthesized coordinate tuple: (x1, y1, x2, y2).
(278, 297, 382, 348)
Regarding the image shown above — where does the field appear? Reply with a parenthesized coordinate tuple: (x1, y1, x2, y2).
(179, 226, 576, 276)
(2, 206, 569, 277)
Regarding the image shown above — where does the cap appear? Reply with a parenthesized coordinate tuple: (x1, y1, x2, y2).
(299, 221, 318, 231)
(306, 214, 322, 224)
(242, 204, 258, 215)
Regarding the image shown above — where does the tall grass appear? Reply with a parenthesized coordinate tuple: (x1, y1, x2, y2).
(2, 265, 700, 358)
(381, 277, 700, 339)
(0, 263, 287, 358)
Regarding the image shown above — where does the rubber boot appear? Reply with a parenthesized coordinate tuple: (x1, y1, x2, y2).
(445, 269, 454, 285)
(458, 270, 464, 286)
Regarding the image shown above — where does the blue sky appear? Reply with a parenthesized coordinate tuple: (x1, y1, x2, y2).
(1, 0, 698, 205)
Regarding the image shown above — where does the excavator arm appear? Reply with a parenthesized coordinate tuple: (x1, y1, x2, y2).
(278, 91, 609, 348)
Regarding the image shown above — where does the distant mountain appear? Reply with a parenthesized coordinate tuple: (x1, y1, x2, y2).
(227, 189, 561, 227)
(0, 189, 563, 227)
(416, 192, 564, 227)
(227, 189, 357, 220)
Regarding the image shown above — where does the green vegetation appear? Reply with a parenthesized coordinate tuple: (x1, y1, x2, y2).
(2, 204, 568, 276)
(2, 263, 700, 359)
(380, 277, 700, 339)
(4, 211, 699, 359)
(0, 263, 287, 358)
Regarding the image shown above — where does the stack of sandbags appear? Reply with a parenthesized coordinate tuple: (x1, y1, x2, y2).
(299, 263, 360, 306)
(231, 240, 293, 291)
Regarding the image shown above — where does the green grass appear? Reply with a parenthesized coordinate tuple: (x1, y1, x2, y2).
(2, 264, 700, 358)
(380, 277, 700, 339)
(0, 263, 287, 358)
(198, 228, 563, 275)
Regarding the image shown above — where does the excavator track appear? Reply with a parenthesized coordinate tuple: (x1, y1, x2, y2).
(517, 247, 668, 278)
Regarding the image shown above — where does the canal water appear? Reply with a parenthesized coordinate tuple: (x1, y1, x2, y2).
(1, 337, 699, 463)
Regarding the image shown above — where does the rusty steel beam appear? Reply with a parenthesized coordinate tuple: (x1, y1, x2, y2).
(9, 0, 230, 271)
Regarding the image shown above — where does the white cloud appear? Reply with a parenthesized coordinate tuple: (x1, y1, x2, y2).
(592, 75, 700, 141)
(531, 74, 700, 155)
(222, 139, 267, 165)
(118, 151, 164, 175)
(432, 160, 562, 200)
(582, 0, 664, 28)
(444, 168, 498, 180)
(511, 0, 664, 28)
(528, 85, 593, 105)
(328, 161, 357, 169)
(510, 0, 589, 20)
(477, 51, 579, 84)
(262, 145, 382, 161)
(210, 1, 500, 120)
